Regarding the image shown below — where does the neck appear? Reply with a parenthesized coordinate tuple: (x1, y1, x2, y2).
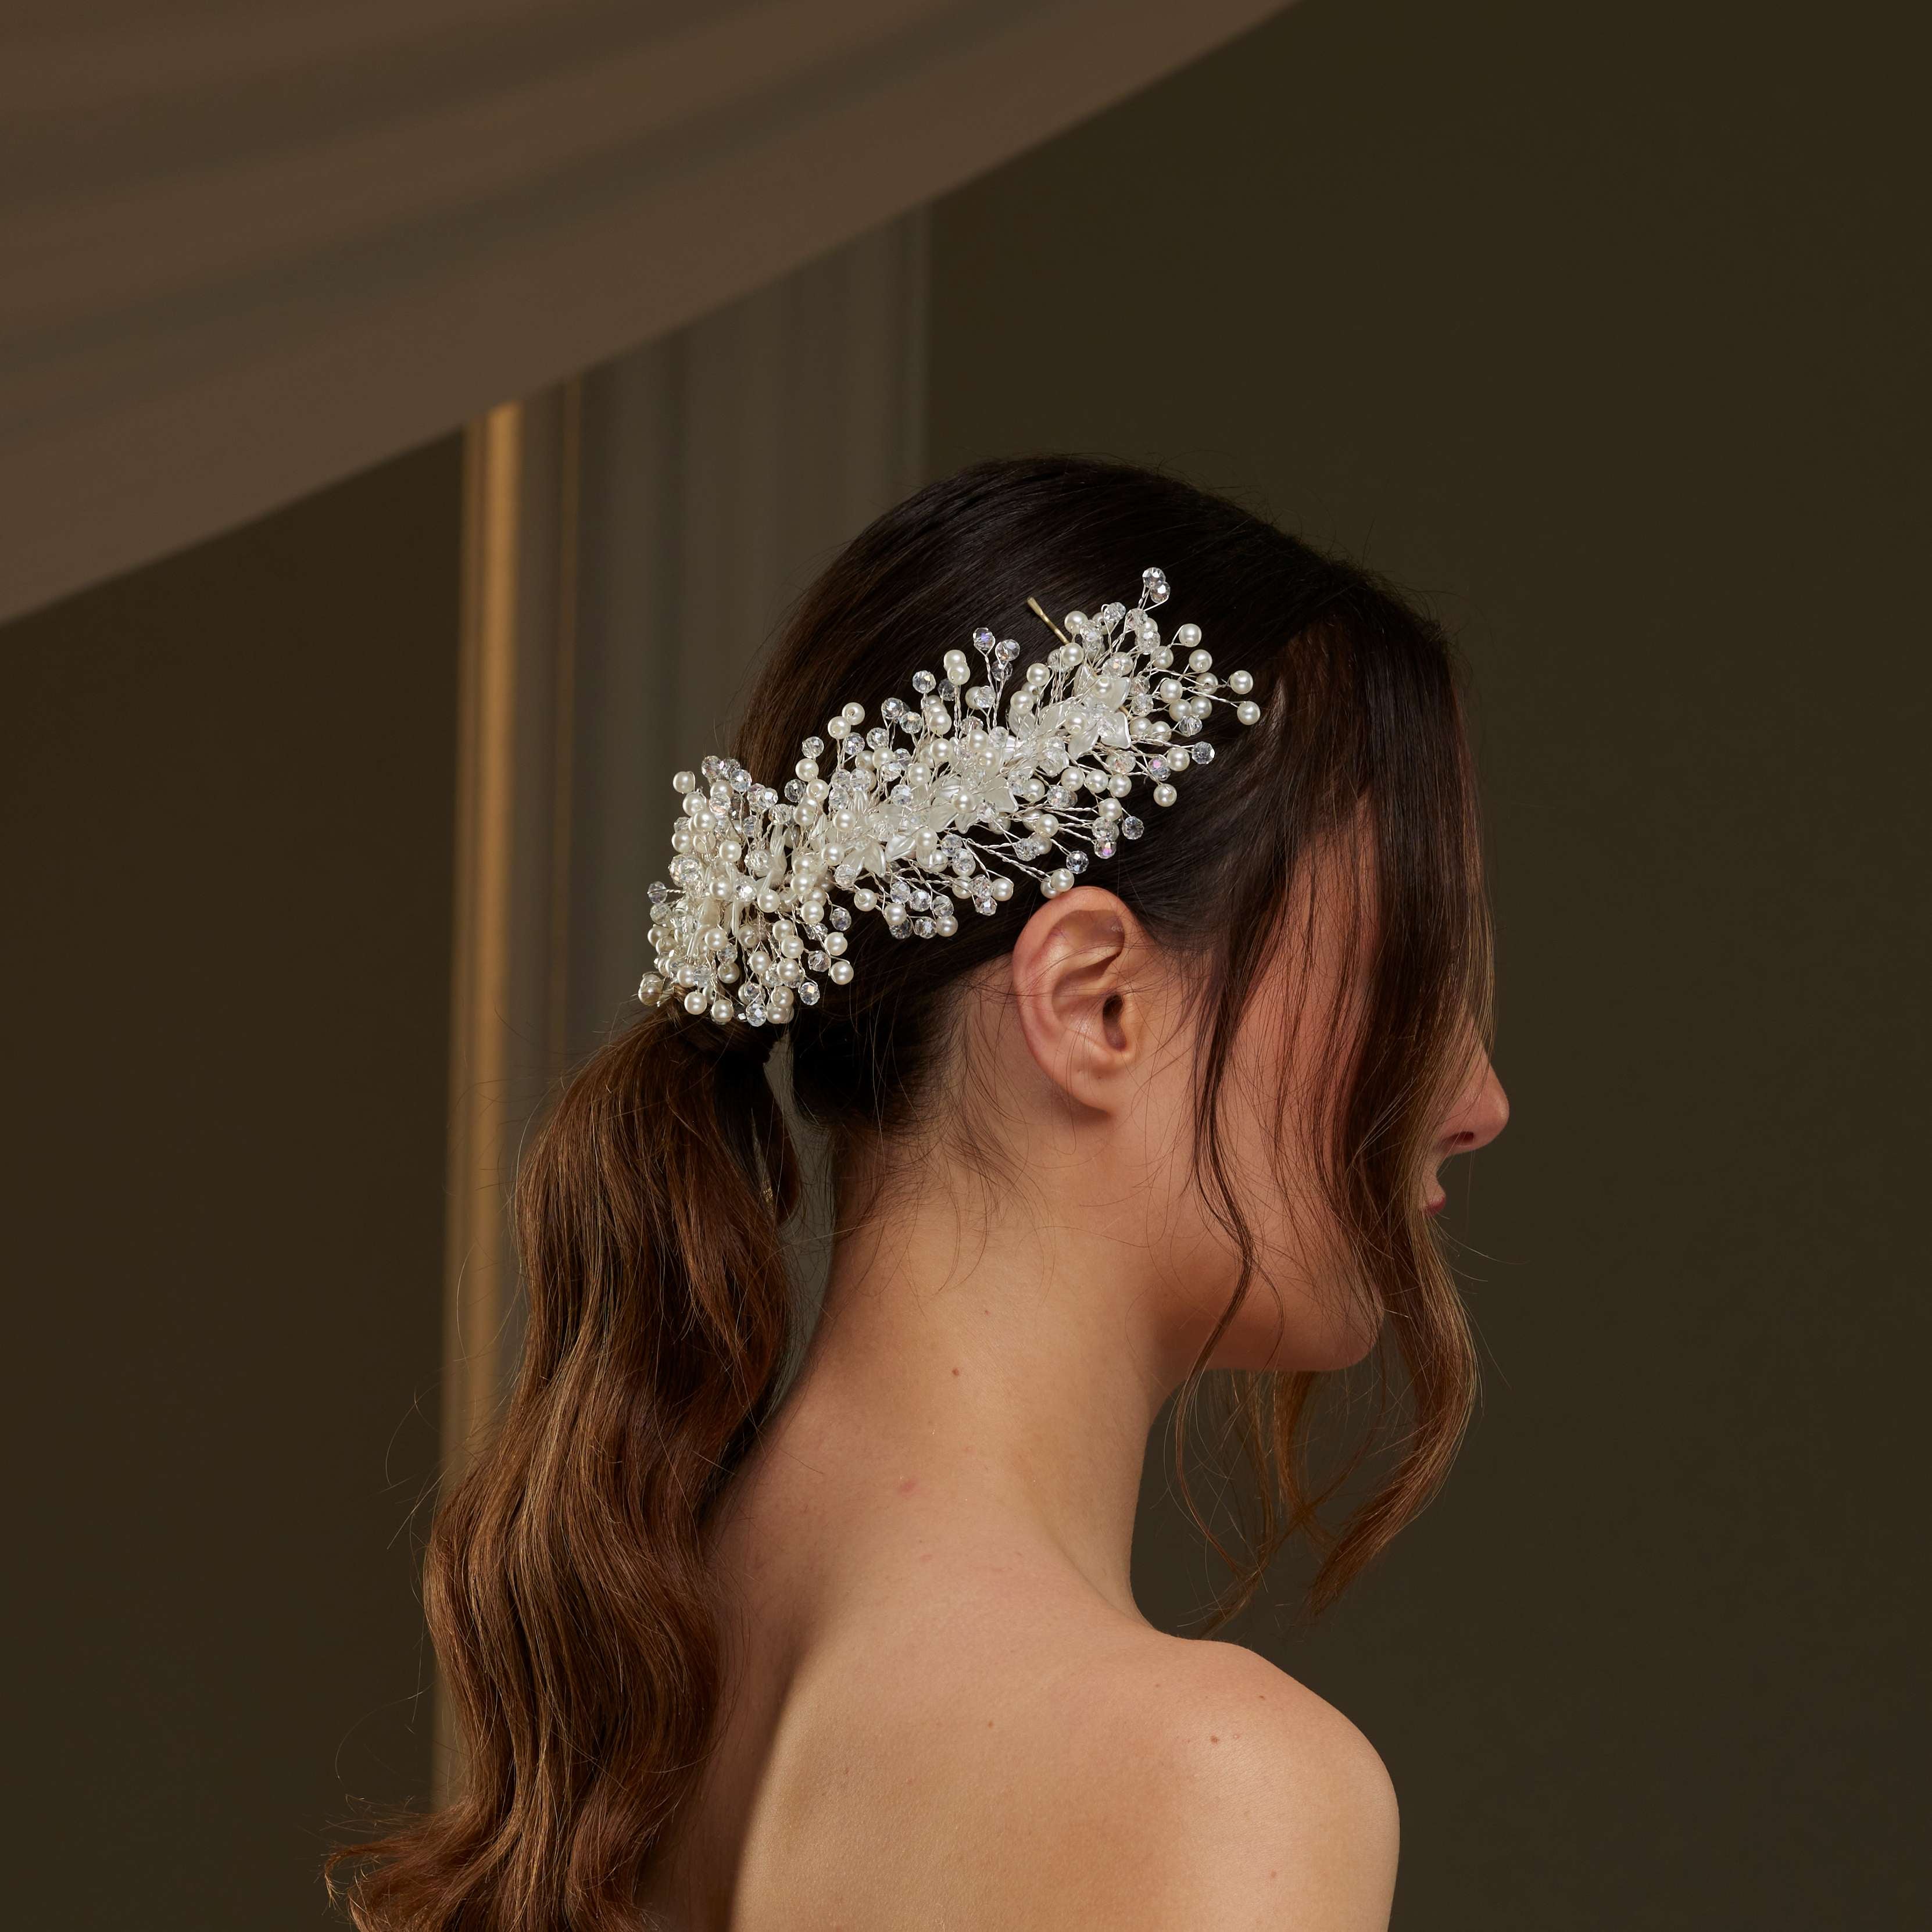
(762, 1146, 1190, 1618)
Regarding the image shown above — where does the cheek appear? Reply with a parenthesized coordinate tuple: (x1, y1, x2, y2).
(1154, 1143, 1381, 1373)
(1208, 1197, 1383, 1373)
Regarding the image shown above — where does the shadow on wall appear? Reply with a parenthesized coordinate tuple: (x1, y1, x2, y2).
(0, 438, 463, 1930)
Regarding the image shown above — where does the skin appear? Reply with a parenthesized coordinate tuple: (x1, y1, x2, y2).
(639, 868, 1509, 1931)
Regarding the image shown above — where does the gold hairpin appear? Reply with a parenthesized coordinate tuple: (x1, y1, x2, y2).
(1026, 596, 1071, 647)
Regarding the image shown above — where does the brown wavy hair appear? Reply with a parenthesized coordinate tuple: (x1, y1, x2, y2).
(330, 456, 1494, 1930)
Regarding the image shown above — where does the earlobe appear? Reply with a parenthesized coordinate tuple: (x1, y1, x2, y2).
(1009, 887, 1146, 1109)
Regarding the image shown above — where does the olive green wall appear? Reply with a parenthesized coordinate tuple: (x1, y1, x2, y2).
(0, 440, 461, 1927)
(929, 1, 1925, 1923)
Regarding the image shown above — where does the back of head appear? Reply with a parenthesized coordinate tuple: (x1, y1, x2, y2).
(330, 456, 1491, 1932)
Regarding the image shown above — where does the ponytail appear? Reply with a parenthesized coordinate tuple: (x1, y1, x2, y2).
(330, 1010, 799, 1930)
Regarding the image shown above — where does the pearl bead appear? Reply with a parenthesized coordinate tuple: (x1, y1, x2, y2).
(795, 758, 819, 780)
(992, 877, 1014, 901)
(684, 990, 707, 1015)
(1153, 782, 1178, 807)
(1236, 699, 1261, 725)
(943, 649, 971, 685)
(1046, 868, 1074, 895)
(1188, 648, 1213, 673)
(1228, 669, 1253, 695)
(829, 959, 854, 986)
(709, 999, 734, 1024)
(1175, 624, 1202, 649)
(825, 718, 848, 740)
(671, 770, 697, 794)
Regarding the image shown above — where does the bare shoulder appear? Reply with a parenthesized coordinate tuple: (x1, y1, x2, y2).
(733, 1553, 1396, 1931)
(1017, 1626, 1400, 1930)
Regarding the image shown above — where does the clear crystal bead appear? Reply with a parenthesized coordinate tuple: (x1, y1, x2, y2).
(828, 906, 851, 931)
(1121, 816, 1144, 840)
(911, 670, 936, 693)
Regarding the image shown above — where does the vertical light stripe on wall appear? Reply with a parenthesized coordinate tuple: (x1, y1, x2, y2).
(434, 210, 928, 1798)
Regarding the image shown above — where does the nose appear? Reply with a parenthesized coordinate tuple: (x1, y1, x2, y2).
(1440, 1056, 1509, 1159)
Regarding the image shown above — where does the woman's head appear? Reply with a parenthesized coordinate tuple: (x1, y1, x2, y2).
(738, 456, 1504, 1594)
(332, 455, 1505, 1931)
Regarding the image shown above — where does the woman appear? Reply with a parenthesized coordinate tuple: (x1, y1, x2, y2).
(335, 456, 1508, 1929)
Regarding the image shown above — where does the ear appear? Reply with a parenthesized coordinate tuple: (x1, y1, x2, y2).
(1008, 886, 1157, 1113)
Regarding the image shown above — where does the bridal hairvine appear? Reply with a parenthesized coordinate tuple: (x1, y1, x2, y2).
(636, 568, 1262, 1029)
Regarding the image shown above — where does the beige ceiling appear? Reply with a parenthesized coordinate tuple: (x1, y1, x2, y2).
(1, 0, 1287, 624)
